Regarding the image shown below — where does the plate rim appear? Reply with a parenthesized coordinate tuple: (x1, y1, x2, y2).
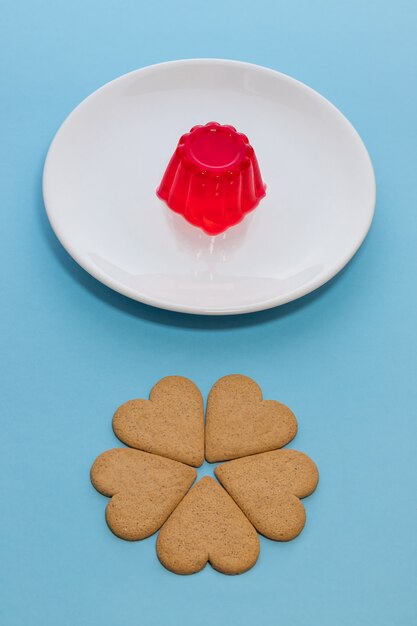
(43, 58, 376, 315)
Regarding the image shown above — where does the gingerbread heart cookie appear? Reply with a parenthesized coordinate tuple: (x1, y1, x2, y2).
(156, 476, 260, 575)
(91, 448, 196, 540)
(215, 449, 318, 540)
(205, 375, 297, 462)
(113, 376, 204, 467)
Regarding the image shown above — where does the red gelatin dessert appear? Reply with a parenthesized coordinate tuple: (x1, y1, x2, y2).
(157, 122, 266, 235)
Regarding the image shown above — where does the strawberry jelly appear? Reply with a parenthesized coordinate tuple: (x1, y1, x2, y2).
(156, 122, 266, 235)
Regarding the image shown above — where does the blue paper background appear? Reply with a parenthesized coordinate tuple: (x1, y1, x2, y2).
(1, 1, 416, 624)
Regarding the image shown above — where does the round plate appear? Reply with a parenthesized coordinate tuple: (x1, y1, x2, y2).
(43, 59, 376, 315)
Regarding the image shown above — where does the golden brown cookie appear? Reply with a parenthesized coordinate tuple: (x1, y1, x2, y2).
(215, 449, 318, 541)
(156, 476, 260, 575)
(113, 376, 204, 467)
(90, 448, 196, 540)
(205, 375, 297, 462)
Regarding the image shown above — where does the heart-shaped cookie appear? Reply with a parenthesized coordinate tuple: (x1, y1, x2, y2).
(90, 448, 196, 540)
(113, 376, 204, 467)
(156, 476, 260, 575)
(215, 449, 318, 541)
(205, 375, 298, 462)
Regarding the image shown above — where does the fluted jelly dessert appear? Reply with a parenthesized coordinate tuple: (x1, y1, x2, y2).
(157, 122, 266, 235)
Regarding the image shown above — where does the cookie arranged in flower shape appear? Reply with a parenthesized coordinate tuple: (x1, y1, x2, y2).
(113, 376, 204, 467)
(91, 448, 196, 540)
(91, 375, 319, 575)
(157, 477, 260, 575)
(216, 449, 318, 541)
(205, 375, 298, 462)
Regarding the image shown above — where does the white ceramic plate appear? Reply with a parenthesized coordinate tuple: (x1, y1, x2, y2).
(43, 59, 376, 315)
